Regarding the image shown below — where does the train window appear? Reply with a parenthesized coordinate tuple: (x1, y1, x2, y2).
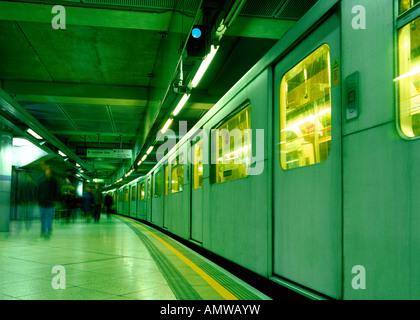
(154, 171, 162, 197)
(164, 165, 169, 196)
(140, 182, 145, 200)
(171, 156, 184, 193)
(193, 140, 203, 189)
(212, 104, 251, 184)
(147, 179, 151, 199)
(399, 0, 420, 14)
(131, 186, 136, 201)
(280, 44, 332, 170)
(397, 15, 420, 138)
(124, 189, 129, 201)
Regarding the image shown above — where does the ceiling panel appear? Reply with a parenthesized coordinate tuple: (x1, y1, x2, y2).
(17, 22, 161, 86)
(0, 21, 52, 81)
(75, 119, 113, 132)
(38, 118, 76, 131)
(110, 105, 144, 121)
(60, 103, 109, 121)
(21, 102, 67, 120)
(114, 121, 141, 134)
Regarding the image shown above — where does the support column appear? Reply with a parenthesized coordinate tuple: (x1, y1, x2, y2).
(0, 130, 12, 232)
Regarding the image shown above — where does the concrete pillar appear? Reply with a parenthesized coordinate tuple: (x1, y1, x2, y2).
(0, 131, 12, 232)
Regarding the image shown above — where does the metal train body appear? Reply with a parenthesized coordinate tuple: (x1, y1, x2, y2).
(111, 0, 420, 299)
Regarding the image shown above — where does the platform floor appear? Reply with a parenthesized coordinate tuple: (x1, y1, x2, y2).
(0, 214, 271, 300)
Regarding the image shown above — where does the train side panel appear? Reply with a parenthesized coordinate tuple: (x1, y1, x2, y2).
(151, 166, 164, 227)
(201, 68, 271, 276)
(342, 0, 420, 299)
(166, 142, 191, 240)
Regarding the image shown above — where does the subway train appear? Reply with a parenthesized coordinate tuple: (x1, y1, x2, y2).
(108, 0, 420, 300)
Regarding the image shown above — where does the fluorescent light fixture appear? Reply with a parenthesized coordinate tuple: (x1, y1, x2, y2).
(13, 138, 32, 147)
(76, 163, 81, 167)
(141, 154, 147, 161)
(191, 45, 219, 88)
(173, 94, 190, 116)
(146, 146, 154, 155)
(58, 150, 67, 157)
(161, 118, 173, 134)
(137, 160, 142, 166)
(126, 169, 134, 177)
(27, 128, 43, 140)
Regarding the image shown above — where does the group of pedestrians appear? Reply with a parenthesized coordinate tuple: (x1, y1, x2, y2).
(81, 185, 113, 223)
(37, 162, 114, 239)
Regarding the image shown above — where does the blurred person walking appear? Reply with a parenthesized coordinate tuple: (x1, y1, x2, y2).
(82, 186, 94, 223)
(92, 184, 103, 223)
(37, 163, 60, 239)
(104, 192, 113, 218)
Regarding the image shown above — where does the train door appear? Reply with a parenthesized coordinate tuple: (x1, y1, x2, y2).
(152, 167, 163, 226)
(146, 176, 152, 222)
(273, 13, 342, 299)
(163, 163, 169, 229)
(132, 184, 137, 217)
(169, 146, 190, 238)
(138, 180, 146, 219)
(190, 139, 204, 243)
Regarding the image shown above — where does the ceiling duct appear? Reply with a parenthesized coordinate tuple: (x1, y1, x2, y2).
(275, 0, 319, 20)
(240, 0, 286, 18)
(76, 0, 201, 13)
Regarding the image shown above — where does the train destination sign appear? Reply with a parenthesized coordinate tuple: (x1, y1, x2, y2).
(87, 148, 132, 159)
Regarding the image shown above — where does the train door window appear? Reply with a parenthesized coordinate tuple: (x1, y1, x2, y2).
(124, 189, 129, 202)
(399, 0, 420, 14)
(280, 44, 332, 170)
(396, 4, 420, 138)
(154, 170, 162, 197)
(193, 140, 203, 189)
(140, 182, 145, 200)
(147, 179, 151, 199)
(131, 185, 136, 201)
(212, 104, 251, 184)
(171, 155, 184, 193)
(164, 165, 169, 195)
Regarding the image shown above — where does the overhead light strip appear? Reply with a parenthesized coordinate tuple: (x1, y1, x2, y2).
(27, 128, 43, 140)
(191, 45, 219, 88)
(173, 94, 190, 116)
(161, 118, 173, 134)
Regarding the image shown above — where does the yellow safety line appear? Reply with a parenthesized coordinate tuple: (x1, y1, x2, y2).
(119, 216, 238, 300)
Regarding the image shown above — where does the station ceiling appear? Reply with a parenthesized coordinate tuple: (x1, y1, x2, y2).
(0, 0, 317, 186)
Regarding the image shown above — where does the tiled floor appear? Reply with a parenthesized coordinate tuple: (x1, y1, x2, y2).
(0, 215, 270, 300)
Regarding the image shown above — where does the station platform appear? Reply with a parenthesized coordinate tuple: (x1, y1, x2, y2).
(0, 214, 271, 300)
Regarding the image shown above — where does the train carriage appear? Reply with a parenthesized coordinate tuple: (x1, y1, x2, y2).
(109, 0, 420, 300)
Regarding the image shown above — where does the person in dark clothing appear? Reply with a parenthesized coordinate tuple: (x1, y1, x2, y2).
(92, 184, 103, 223)
(104, 192, 113, 218)
(82, 186, 94, 223)
(37, 164, 60, 238)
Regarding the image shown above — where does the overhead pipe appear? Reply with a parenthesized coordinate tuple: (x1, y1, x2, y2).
(215, 0, 247, 42)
